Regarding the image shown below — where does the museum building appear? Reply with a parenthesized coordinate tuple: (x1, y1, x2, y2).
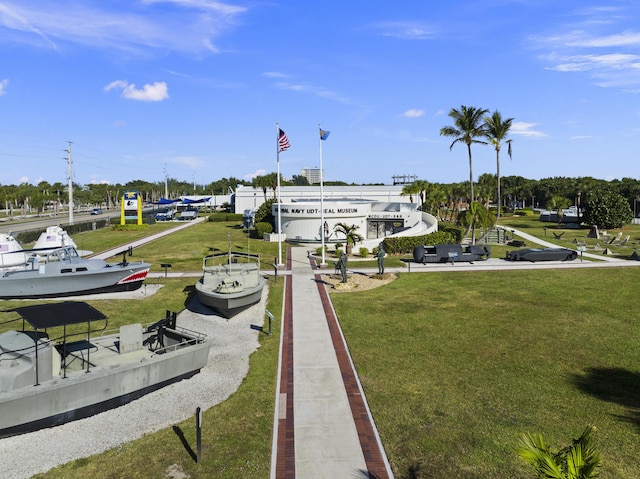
(233, 185, 438, 249)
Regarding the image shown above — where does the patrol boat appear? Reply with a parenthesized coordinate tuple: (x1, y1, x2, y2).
(0, 301, 210, 437)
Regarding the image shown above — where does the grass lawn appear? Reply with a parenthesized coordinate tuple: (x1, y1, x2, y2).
(6, 216, 640, 478)
(331, 267, 640, 478)
(498, 213, 640, 259)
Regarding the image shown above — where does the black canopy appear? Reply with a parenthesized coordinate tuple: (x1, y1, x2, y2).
(14, 301, 107, 329)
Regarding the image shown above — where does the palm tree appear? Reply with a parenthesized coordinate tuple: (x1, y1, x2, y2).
(456, 201, 494, 244)
(401, 182, 420, 204)
(440, 105, 489, 202)
(518, 425, 601, 479)
(484, 110, 513, 220)
(252, 175, 269, 201)
(333, 223, 363, 255)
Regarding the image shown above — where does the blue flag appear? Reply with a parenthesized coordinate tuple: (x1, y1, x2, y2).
(320, 128, 330, 141)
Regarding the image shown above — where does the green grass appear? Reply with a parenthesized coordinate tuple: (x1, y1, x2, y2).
(330, 268, 640, 478)
(8, 216, 640, 478)
(22, 276, 284, 479)
(127, 222, 284, 272)
(498, 214, 640, 258)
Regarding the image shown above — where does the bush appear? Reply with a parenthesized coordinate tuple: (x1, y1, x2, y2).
(583, 188, 633, 229)
(255, 222, 273, 238)
(383, 231, 457, 255)
(207, 213, 243, 222)
(359, 247, 369, 258)
(437, 221, 465, 243)
(334, 242, 343, 251)
(255, 198, 276, 225)
(315, 245, 328, 256)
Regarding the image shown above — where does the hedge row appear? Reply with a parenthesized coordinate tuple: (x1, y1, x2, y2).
(207, 213, 244, 222)
(382, 230, 457, 255)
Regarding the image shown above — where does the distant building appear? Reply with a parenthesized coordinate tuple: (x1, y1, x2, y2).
(300, 167, 323, 185)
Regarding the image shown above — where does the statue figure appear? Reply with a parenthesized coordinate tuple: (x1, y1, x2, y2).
(377, 243, 385, 275)
(338, 251, 348, 283)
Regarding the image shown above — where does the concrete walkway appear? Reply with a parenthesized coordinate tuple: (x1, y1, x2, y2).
(271, 247, 393, 479)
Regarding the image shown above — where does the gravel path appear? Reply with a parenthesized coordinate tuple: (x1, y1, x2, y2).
(0, 286, 268, 479)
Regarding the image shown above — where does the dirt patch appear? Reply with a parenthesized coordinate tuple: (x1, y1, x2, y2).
(320, 272, 397, 292)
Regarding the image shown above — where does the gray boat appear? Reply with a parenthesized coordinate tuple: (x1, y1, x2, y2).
(195, 251, 265, 318)
(0, 301, 210, 437)
(0, 246, 151, 299)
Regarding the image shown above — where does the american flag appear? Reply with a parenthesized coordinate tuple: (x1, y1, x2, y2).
(278, 128, 291, 152)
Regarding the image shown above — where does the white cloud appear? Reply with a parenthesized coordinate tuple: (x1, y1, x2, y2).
(0, 1, 247, 55)
(174, 156, 204, 169)
(402, 109, 424, 118)
(530, 6, 640, 91)
(244, 169, 266, 180)
(0, 78, 8, 95)
(104, 80, 169, 102)
(273, 80, 351, 104)
(372, 21, 435, 40)
(89, 178, 112, 185)
(18, 176, 29, 184)
(510, 122, 547, 138)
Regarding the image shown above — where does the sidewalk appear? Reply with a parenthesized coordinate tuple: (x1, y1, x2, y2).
(271, 246, 393, 479)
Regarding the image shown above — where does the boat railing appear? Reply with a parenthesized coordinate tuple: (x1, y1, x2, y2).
(202, 251, 260, 269)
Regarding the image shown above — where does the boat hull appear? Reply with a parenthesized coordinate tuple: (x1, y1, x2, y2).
(0, 261, 150, 299)
(196, 281, 264, 318)
(0, 336, 209, 438)
(194, 252, 265, 318)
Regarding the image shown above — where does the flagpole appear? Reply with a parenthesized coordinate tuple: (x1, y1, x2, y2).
(319, 124, 326, 266)
(276, 123, 283, 267)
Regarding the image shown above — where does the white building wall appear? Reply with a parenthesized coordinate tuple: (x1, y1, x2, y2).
(234, 185, 409, 214)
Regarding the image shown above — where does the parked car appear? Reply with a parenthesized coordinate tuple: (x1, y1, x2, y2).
(155, 209, 174, 221)
(91, 208, 103, 215)
(176, 209, 198, 221)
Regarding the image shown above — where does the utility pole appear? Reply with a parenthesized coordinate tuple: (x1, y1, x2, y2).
(163, 163, 169, 199)
(65, 141, 74, 224)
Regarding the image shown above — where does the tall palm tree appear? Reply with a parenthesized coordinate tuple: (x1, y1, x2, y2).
(484, 110, 513, 220)
(440, 105, 489, 202)
(518, 425, 601, 479)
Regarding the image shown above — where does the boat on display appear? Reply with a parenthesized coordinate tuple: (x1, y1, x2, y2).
(0, 301, 210, 437)
(0, 245, 151, 299)
(505, 247, 578, 262)
(195, 251, 265, 318)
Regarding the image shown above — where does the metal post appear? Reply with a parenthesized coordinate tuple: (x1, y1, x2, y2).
(265, 310, 274, 335)
(196, 407, 202, 463)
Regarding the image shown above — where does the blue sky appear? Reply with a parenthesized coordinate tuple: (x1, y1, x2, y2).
(1, 1, 640, 188)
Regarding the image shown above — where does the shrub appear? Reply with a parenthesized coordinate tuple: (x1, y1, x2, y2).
(255, 222, 273, 238)
(359, 247, 369, 258)
(383, 231, 457, 255)
(315, 245, 328, 256)
(437, 221, 465, 243)
(255, 198, 277, 225)
(207, 213, 243, 222)
(334, 242, 343, 251)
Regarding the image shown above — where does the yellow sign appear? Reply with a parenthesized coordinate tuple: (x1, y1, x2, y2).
(120, 191, 142, 225)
